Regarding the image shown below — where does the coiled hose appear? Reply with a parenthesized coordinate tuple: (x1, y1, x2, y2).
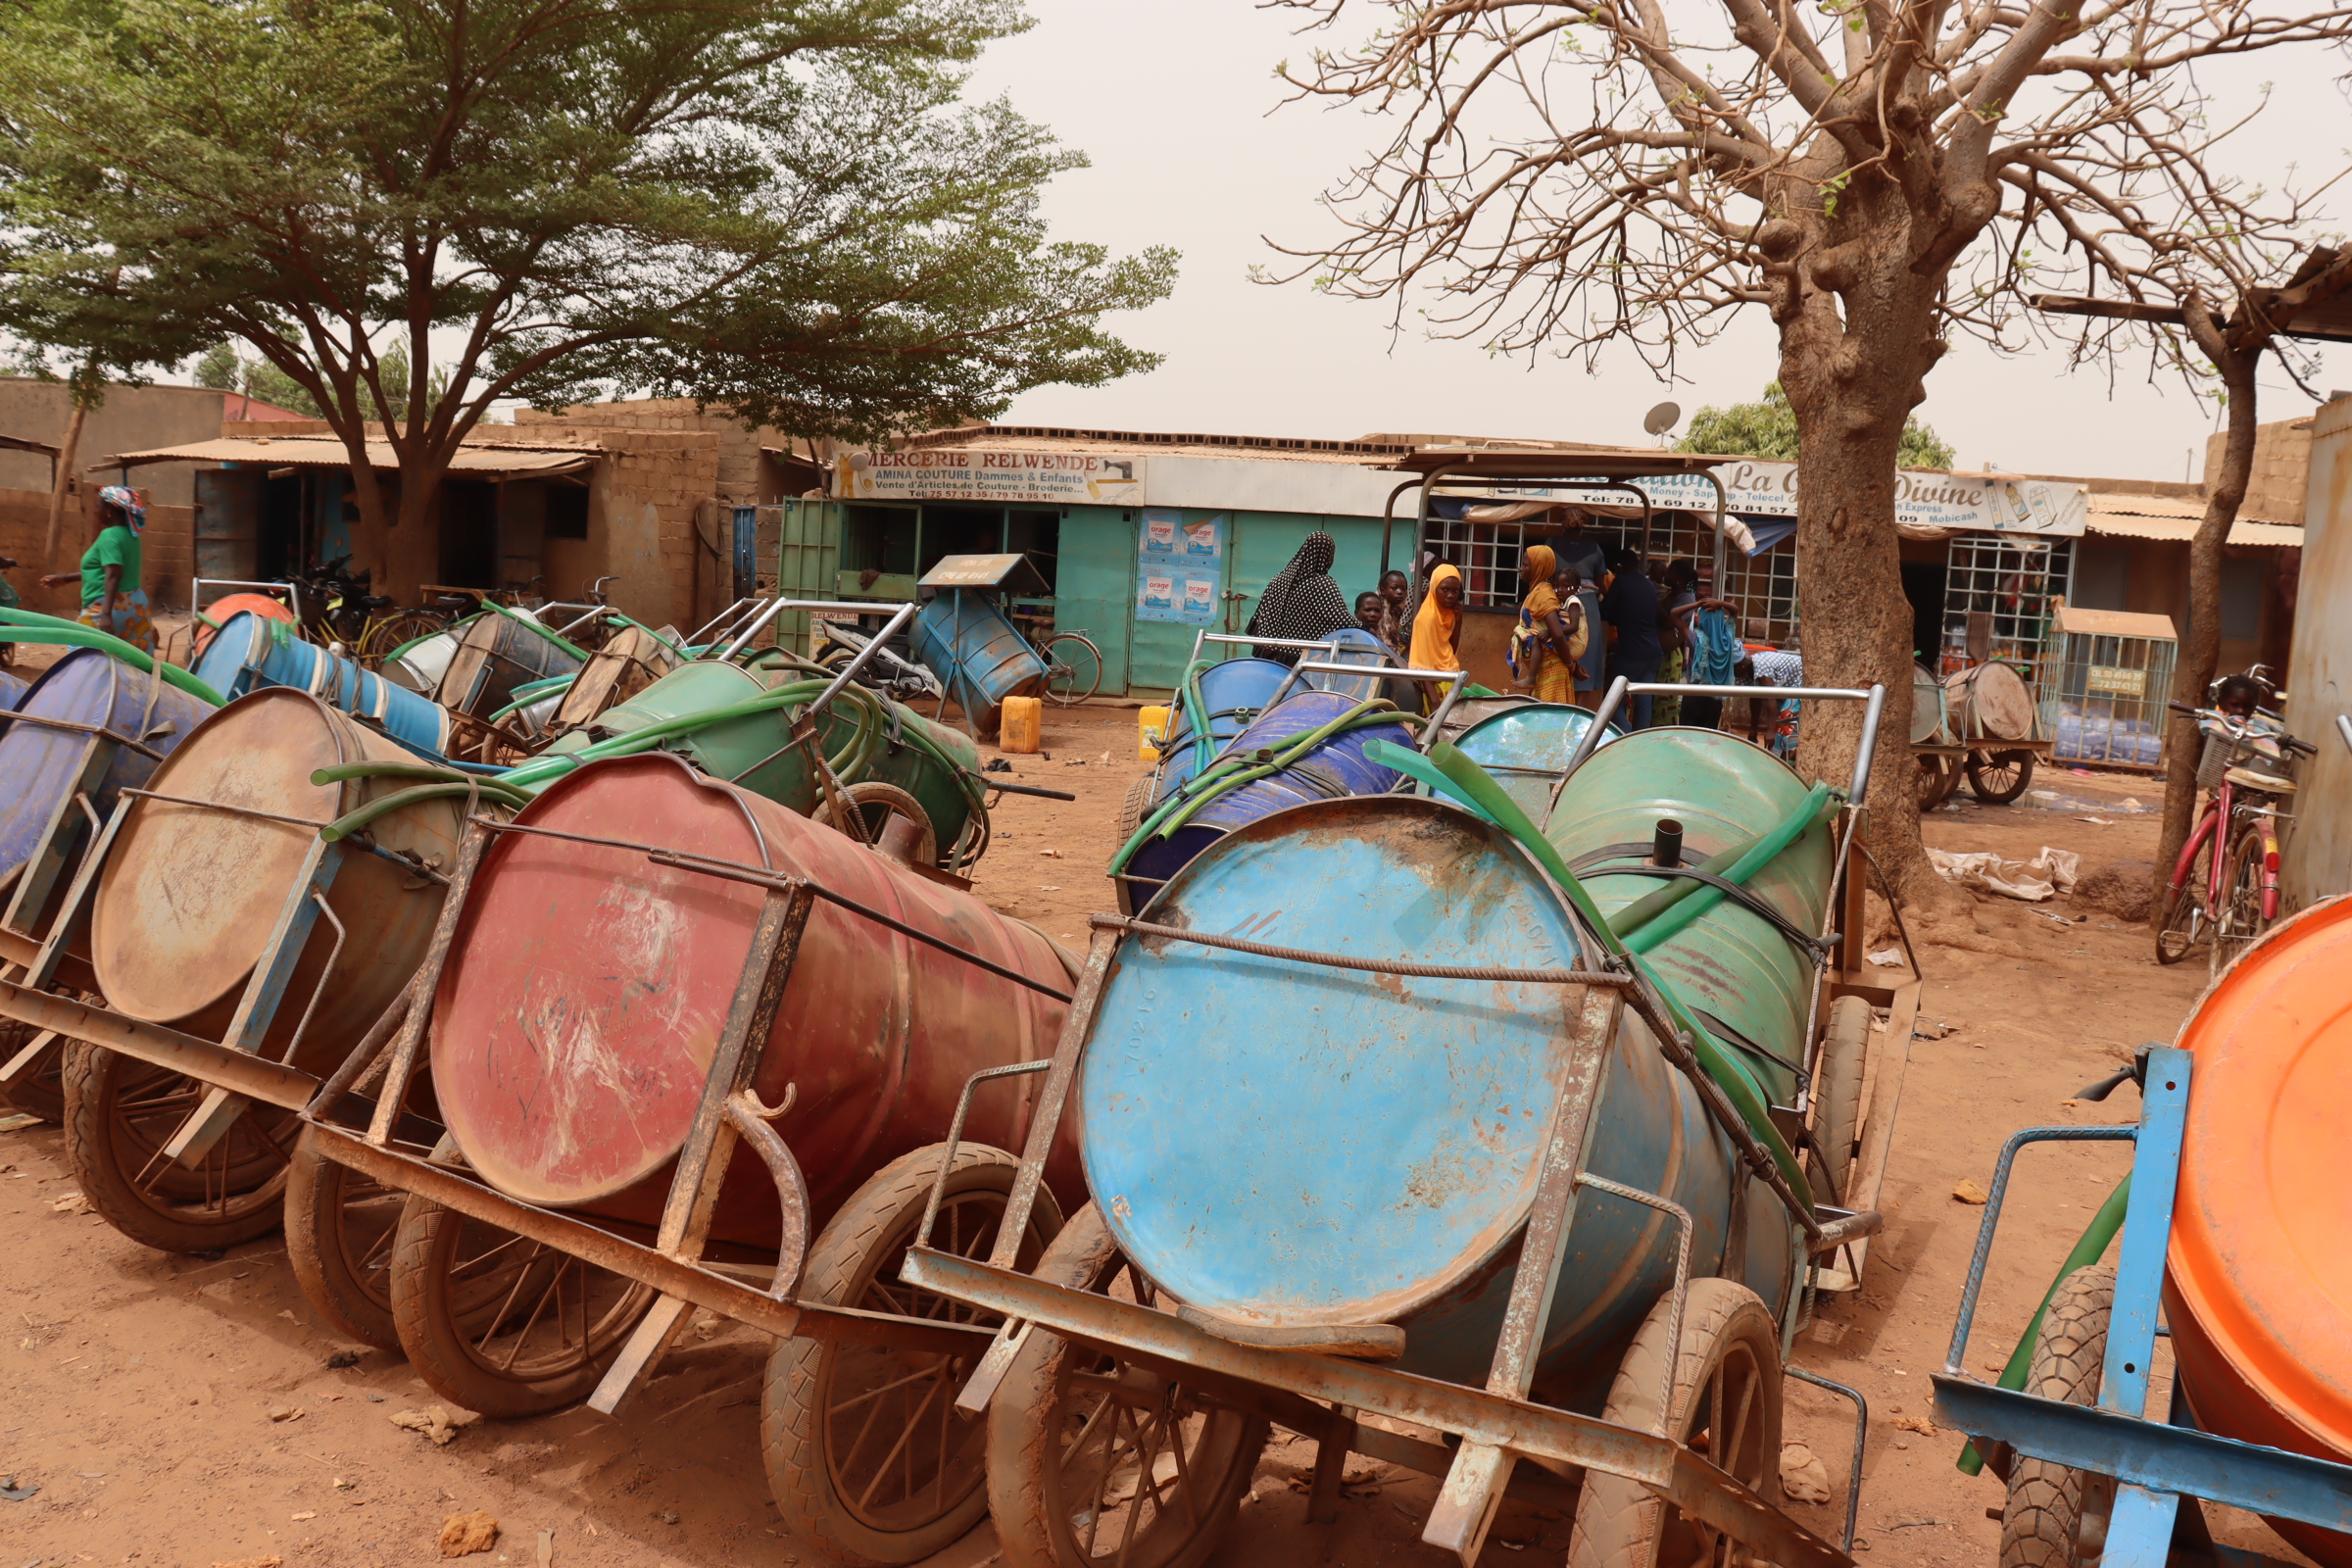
(0, 609, 227, 707)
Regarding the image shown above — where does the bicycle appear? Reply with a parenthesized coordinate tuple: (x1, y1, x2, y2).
(1006, 604, 1103, 705)
(2154, 699, 2315, 973)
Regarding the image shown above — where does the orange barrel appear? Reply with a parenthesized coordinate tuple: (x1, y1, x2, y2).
(89, 689, 467, 1073)
(2166, 895, 2352, 1568)
(426, 753, 1074, 1246)
(191, 592, 296, 659)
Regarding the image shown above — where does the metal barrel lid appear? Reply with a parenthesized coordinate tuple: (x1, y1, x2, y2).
(2165, 895, 2352, 1486)
(1081, 794, 1592, 1329)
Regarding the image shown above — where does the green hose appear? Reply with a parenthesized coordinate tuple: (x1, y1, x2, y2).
(485, 599, 590, 662)
(312, 760, 533, 803)
(0, 612, 227, 707)
(498, 678, 882, 796)
(1367, 739, 1814, 1209)
(1621, 785, 1838, 954)
(1107, 700, 1417, 873)
(321, 781, 531, 841)
(1603, 823, 1772, 938)
(1956, 1175, 2132, 1475)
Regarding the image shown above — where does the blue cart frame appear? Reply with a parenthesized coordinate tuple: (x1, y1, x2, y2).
(1934, 1045, 2352, 1567)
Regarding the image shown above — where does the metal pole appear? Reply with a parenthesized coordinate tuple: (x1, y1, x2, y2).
(1556, 677, 1631, 792)
(806, 601, 918, 717)
(1378, 478, 1416, 583)
(1848, 683, 1887, 807)
(718, 596, 791, 660)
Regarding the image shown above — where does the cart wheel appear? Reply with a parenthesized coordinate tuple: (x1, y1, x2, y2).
(1967, 749, 2036, 805)
(988, 1202, 1268, 1568)
(2208, 828, 2267, 980)
(1809, 996, 1872, 1206)
(388, 1194, 660, 1417)
(2001, 1266, 2118, 1568)
(1043, 634, 1104, 706)
(2154, 842, 2214, 965)
(285, 1138, 406, 1350)
(0, 1020, 66, 1122)
(818, 781, 939, 866)
(764, 1143, 1063, 1566)
(1566, 1279, 1783, 1568)
(1914, 755, 1952, 810)
(60, 1040, 294, 1253)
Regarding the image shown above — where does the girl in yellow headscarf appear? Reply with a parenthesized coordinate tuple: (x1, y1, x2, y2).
(1509, 546, 1585, 703)
(1407, 563, 1464, 672)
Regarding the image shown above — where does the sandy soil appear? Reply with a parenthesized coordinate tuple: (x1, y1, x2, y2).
(0, 706, 2309, 1568)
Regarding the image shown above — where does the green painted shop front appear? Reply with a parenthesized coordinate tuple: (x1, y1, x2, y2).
(766, 497, 1400, 695)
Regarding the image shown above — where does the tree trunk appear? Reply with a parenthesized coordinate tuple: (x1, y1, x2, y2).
(42, 400, 90, 575)
(2151, 340, 2261, 905)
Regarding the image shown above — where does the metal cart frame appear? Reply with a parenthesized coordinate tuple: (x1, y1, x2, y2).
(1934, 1045, 2352, 1566)
(904, 683, 1913, 1568)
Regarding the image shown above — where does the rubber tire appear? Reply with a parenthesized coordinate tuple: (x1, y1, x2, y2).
(1043, 634, 1104, 705)
(987, 1202, 1269, 1568)
(762, 1143, 1063, 1566)
(2000, 1266, 2118, 1568)
(60, 1040, 290, 1253)
(2154, 838, 2214, 965)
(388, 1194, 655, 1417)
(1915, 755, 1953, 811)
(285, 1137, 402, 1350)
(1566, 1279, 1784, 1568)
(1112, 774, 1154, 918)
(0, 1024, 65, 1122)
(1809, 996, 1872, 1207)
(1968, 749, 2036, 806)
(2208, 829, 2265, 981)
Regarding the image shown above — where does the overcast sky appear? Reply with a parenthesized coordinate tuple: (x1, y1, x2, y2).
(964, 0, 2347, 483)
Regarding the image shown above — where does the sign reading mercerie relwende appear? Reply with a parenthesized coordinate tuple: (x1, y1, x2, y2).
(838, 449, 1146, 506)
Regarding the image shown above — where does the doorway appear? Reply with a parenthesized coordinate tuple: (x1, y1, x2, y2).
(1899, 562, 1946, 666)
(439, 480, 500, 588)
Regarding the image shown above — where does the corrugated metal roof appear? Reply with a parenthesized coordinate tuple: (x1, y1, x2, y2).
(93, 436, 601, 477)
(2055, 605, 2178, 640)
(2083, 504, 2304, 547)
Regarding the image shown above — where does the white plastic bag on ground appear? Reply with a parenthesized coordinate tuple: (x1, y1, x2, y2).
(1928, 846, 2081, 902)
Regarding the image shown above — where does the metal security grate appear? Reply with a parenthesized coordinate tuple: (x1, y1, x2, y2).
(2037, 615, 2176, 769)
(1939, 534, 2074, 676)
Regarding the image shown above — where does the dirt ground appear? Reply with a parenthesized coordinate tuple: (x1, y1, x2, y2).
(0, 702, 2309, 1568)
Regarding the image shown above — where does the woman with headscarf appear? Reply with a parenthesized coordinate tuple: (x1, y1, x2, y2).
(1247, 530, 1353, 664)
(39, 485, 154, 654)
(1507, 545, 1584, 704)
(1408, 564, 1464, 673)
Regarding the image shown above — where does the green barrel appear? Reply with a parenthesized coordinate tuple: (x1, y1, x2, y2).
(1545, 729, 1834, 1102)
(544, 660, 983, 854)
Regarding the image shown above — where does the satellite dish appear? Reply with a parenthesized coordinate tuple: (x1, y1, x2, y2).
(1642, 402, 1682, 437)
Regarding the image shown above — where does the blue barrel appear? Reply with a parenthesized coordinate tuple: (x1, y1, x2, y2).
(1453, 704, 1620, 821)
(0, 667, 25, 711)
(1301, 627, 1394, 704)
(192, 611, 454, 760)
(1546, 728, 1834, 1100)
(909, 592, 1046, 734)
(1078, 796, 1795, 1407)
(0, 649, 216, 884)
(1152, 657, 1292, 802)
(1125, 689, 1412, 906)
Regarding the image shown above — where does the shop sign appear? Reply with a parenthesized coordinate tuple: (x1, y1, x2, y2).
(838, 448, 1146, 506)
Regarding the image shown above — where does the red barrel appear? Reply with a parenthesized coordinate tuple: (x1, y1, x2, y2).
(428, 754, 1073, 1244)
(2166, 895, 2352, 1568)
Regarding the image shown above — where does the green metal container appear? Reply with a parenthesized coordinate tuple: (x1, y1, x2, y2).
(544, 660, 982, 853)
(1544, 729, 1834, 1101)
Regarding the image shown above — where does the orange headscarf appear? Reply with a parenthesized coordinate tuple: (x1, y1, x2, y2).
(1408, 564, 1463, 672)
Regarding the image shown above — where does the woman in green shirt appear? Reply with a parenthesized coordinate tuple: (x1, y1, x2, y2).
(39, 484, 154, 654)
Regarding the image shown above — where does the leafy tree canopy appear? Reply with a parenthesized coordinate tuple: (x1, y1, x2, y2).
(0, 0, 1176, 541)
(1680, 384, 1955, 471)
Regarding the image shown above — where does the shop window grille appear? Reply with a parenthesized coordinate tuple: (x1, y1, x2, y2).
(1940, 534, 2074, 676)
(2036, 606, 2177, 769)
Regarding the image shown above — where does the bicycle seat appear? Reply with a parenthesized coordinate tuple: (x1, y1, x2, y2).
(2224, 766, 2296, 794)
(362, 594, 397, 611)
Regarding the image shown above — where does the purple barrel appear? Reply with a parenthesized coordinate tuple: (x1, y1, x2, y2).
(0, 650, 217, 884)
(1126, 688, 1413, 908)
(0, 667, 25, 712)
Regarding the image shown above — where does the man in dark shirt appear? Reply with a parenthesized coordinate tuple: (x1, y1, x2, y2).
(1601, 546, 1664, 729)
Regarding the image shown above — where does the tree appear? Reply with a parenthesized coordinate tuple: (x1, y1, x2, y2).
(191, 341, 325, 417)
(1682, 382, 1953, 467)
(1266, 0, 2352, 902)
(0, 0, 1175, 597)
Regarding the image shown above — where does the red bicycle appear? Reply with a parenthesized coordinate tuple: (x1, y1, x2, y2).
(2155, 700, 2314, 972)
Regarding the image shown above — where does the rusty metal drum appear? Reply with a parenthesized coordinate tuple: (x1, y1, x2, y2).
(88, 689, 467, 1072)
(425, 753, 1071, 1244)
(435, 608, 583, 718)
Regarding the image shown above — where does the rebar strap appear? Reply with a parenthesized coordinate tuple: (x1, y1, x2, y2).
(0, 711, 171, 760)
(1090, 913, 1632, 986)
